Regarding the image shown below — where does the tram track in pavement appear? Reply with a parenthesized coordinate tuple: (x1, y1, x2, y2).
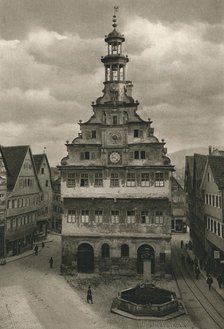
(172, 244, 224, 329)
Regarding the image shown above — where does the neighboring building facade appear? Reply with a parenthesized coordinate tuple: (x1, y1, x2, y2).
(60, 15, 174, 276)
(185, 154, 207, 261)
(170, 177, 187, 233)
(0, 149, 7, 258)
(51, 167, 63, 233)
(1, 146, 41, 256)
(201, 156, 224, 274)
(33, 154, 53, 237)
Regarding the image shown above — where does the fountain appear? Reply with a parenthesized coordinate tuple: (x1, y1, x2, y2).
(111, 247, 185, 319)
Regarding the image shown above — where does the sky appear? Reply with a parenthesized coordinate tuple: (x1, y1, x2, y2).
(0, 0, 223, 165)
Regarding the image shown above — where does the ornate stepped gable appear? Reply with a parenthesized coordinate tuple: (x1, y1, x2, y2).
(62, 14, 172, 169)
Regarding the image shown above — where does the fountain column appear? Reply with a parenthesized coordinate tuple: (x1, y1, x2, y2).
(143, 259, 152, 283)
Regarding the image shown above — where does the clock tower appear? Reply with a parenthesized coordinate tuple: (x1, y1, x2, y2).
(60, 12, 174, 276)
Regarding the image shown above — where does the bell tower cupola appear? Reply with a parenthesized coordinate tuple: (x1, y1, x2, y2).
(96, 8, 134, 105)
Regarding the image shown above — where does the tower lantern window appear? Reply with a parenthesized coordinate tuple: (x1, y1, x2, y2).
(112, 44, 117, 53)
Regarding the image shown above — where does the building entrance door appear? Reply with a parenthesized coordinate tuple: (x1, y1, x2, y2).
(137, 244, 155, 274)
(77, 243, 94, 273)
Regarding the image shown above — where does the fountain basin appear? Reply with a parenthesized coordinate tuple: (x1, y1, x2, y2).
(111, 283, 184, 319)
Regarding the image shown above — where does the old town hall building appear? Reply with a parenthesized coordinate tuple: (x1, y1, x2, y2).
(60, 14, 174, 276)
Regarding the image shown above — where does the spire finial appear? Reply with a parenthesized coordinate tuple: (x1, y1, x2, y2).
(112, 6, 119, 28)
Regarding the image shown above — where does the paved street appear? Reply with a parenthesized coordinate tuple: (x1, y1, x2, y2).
(172, 233, 224, 329)
(2, 233, 224, 329)
(0, 235, 116, 329)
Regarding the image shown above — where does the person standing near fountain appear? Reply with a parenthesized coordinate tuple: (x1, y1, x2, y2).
(87, 286, 93, 303)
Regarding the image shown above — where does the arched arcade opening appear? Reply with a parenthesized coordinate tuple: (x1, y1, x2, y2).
(77, 243, 94, 273)
(137, 244, 155, 274)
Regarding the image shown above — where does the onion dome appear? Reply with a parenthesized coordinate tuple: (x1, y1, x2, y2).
(105, 15, 125, 43)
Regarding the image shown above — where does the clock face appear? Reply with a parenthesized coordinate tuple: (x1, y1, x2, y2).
(109, 152, 121, 163)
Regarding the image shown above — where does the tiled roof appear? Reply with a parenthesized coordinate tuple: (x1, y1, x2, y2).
(33, 154, 45, 173)
(0, 145, 29, 190)
(194, 154, 207, 183)
(170, 176, 184, 191)
(208, 156, 224, 189)
(186, 156, 194, 177)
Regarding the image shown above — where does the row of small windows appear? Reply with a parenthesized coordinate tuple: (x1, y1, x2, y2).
(204, 194, 221, 208)
(67, 209, 164, 224)
(67, 172, 165, 188)
(7, 196, 40, 209)
(79, 151, 151, 161)
(206, 216, 224, 238)
(7, 213, 36, 229)
(101, 243, 129, 258)
(84, 129, 153, 139)
(19, 178, 48, 187)
(19, 178, 34, 188)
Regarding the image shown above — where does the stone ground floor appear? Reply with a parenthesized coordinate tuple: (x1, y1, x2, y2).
(61, 234, 171, 276)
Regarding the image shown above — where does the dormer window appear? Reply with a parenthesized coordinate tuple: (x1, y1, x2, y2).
(134, 129, 139, 137)
(80, 152, 90, 160)
(41, 168, 44, 174)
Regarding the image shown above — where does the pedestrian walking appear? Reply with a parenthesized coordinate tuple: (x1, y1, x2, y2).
(87, 286, 93, 303)
(206, 274, 213, 290)
(180, 240, 184, 249)
(216, 274, 222, 288)
(42, 241, 45, 248)
(194, 265, 200, 280)
(49, 257, 53, 268)
(34, 244, 38, 255)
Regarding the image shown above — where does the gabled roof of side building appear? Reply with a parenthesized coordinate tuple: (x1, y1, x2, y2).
(194, 154, 207, 186)
(208, 156, 224, 189)
(33, 154, 45, 173)
(0, 145, 42, 192)
(33, 153, 53, 189)
(170, 176, 184, 191)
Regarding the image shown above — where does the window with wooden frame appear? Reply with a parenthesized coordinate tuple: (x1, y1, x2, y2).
(80, 173, 89, 187)
(140, 211, 149, 224)
(67, 173, 76, 187)
(67, 210, 76, 223)
(94, 173, 103, 187)
(111, 210, 119, 223)
(155, 172, 164, 187)
(110, 173, 119, 187)
(126, 210, 135, 223)
(126, 173, 136, 187)
(141, 173, 150, 187)
(95, 210, 103, 223)
(81, 210, 89, 223)
(155, 210, 164, 224)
